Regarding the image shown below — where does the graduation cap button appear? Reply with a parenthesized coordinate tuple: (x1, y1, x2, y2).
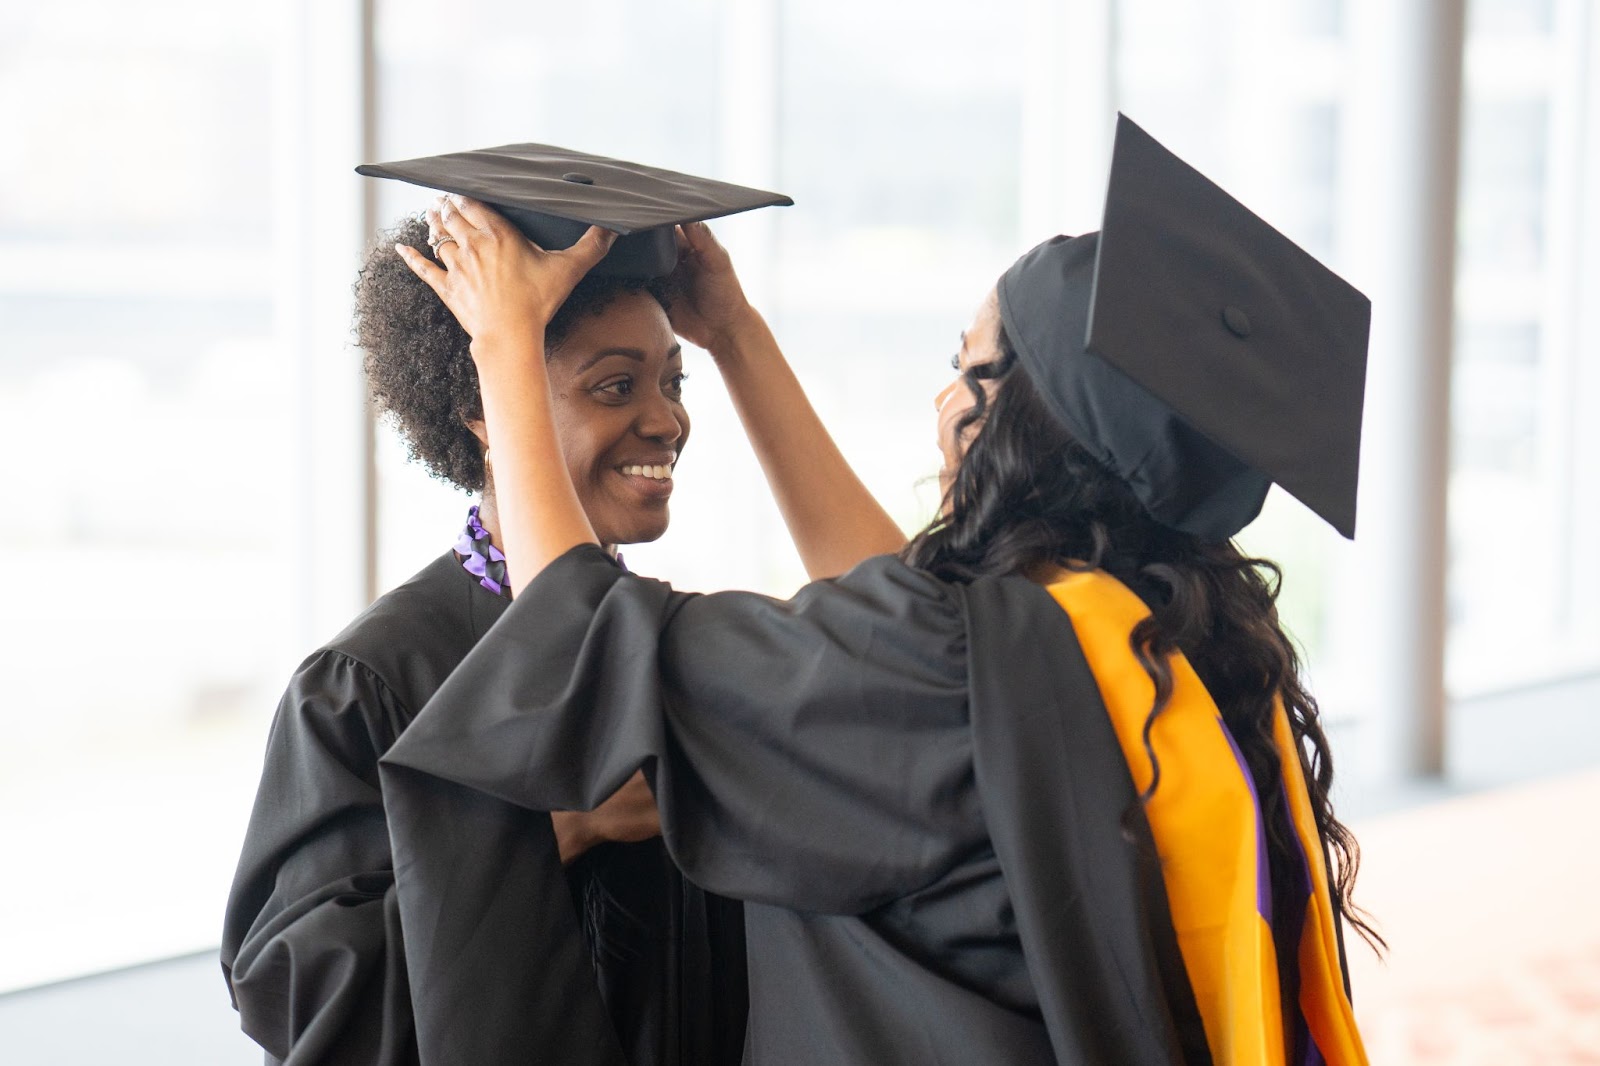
(562, 172, 596, 184)
(1222, 305, 1253, 338)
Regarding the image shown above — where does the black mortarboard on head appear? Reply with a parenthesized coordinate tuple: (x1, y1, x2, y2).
(997, 114, 1371, 541)
(356, 144, 793, 279)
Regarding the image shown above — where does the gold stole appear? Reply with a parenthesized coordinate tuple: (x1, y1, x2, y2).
(1044, 569, 1368, 1066)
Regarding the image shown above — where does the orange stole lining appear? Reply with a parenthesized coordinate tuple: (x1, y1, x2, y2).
(1043, 569, 1367, 1066)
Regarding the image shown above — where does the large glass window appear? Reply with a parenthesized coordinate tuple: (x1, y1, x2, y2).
(1447, 0, 1600, 692)
(1115, 0, 1600, 718)
(0, 1, 301, 989)
(754, 0, 1026, 588)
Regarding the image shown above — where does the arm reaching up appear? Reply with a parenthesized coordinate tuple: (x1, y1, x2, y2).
(396, 195, 608, 589)
(668, 222, 907, 579)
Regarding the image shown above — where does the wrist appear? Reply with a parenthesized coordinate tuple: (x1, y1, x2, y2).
(551, 810, 595, 865)
(470, 331, 547, 372)
(704, 306, 771, 368)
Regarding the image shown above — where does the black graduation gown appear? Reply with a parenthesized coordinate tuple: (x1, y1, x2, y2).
(382, 545, 1212, 1065)
(221, 551, 747, 1066)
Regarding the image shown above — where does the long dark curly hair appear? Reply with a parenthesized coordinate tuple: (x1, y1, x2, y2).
(903, 328, 1383, 953)
(354, 215, 669, 492)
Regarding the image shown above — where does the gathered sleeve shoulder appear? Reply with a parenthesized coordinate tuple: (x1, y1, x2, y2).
(221, 649, 417, 1065)
(384, 545, 983, 915)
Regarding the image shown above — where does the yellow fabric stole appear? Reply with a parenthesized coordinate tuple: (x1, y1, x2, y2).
(1043, 568, 1367, 1066)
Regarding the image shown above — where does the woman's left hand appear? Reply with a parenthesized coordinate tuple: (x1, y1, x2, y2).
(396, 195, 616, 356)
(665, 221, 760, 357)
(550, 771, 662, 864)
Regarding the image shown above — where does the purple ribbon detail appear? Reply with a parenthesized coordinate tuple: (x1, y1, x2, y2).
(1280, 778, 1323, 1066)
(454, 504, 511, 598)
(1219, 716, 1327, 1063)
(1217, 717, 1272, 923)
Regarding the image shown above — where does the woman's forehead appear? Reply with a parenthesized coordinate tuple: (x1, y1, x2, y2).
(552, 292, 677, 364)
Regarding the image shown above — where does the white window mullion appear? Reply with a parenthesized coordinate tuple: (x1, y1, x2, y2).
(283, 0, 373, 644)
(1340, 0, 1468, 779)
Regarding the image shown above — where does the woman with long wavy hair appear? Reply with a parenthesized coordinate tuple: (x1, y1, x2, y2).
(383, 116, 1379, 1065)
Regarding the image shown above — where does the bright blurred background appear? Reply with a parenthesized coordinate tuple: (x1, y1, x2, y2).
(1, 0, 1596, 1061)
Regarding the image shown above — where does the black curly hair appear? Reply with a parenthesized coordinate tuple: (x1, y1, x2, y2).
(903, 328, 1383, 956)
(354, 215, 671, 493)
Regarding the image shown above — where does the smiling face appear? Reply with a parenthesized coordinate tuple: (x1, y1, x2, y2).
(541, 289, 689, 546)
(933, 287, 1003, 499)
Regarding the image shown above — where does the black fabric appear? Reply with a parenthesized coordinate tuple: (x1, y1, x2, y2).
(384, 545, 1221, 1064)
(356, 144, 793, 279)
(999, 231, 1272, 542)
(222, 551, 745, 1066)
(997, 113, 1371, 541)
(963, 574, 1211, 1065)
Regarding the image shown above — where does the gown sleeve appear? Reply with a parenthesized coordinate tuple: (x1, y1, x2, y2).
(221, 651, 419, 1065)
(383, 544, 981, 916)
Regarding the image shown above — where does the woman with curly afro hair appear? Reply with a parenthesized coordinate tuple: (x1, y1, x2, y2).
(222, 212, 755, 1066)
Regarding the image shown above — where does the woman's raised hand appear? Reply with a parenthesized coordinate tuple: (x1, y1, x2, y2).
(666, 221, 759, 356)
(396, 195, 616, 357)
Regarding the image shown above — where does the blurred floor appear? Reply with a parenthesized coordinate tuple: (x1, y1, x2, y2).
(1348, 767, 1600, 1064)
(0, 950, 258, 1065)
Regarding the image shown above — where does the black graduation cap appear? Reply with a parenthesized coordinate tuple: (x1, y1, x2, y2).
(356, 144, 793, 279)
(997, 114, 1371, 541)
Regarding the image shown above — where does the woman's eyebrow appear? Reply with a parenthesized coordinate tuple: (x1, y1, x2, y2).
(576, 347, 647, 372)
(576, 344, 685, 372)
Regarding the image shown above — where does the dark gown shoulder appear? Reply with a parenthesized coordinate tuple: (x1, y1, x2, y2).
(220, 552, 491, 1066)
(319, 551, 507, 720)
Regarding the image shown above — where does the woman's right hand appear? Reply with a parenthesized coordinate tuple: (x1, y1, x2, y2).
(398, 195, 615, 358)
(666, 222, 761, 356)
